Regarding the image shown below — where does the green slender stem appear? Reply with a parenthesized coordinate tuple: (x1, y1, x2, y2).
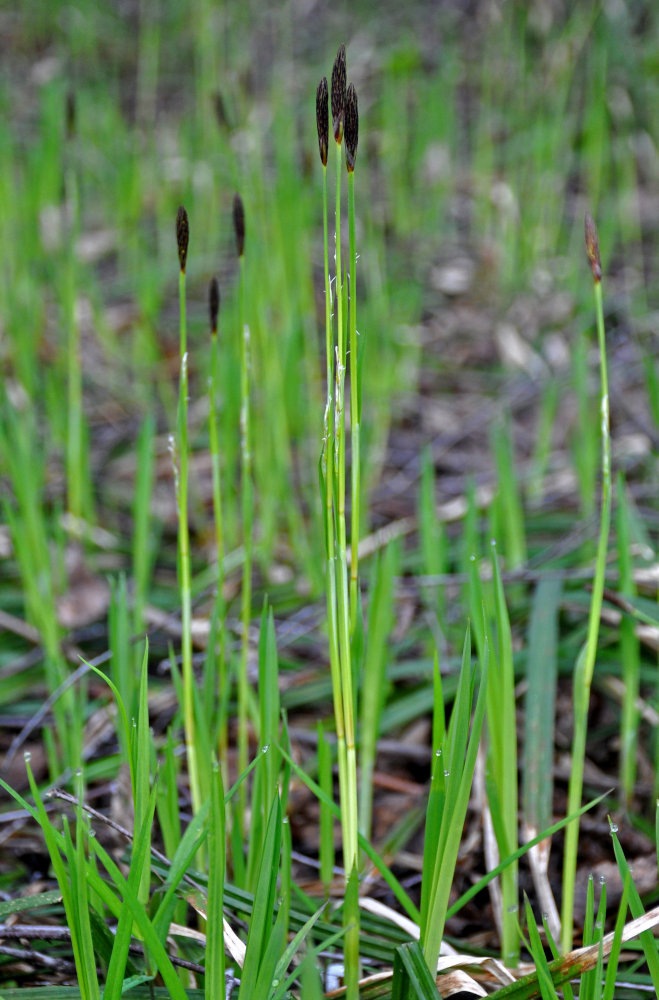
(561, 277, 610, 953)
(209, 331, 228, 781)
(333, 134, 360, 1000)
(238, 254, 252, 826)
(321, 159, 347, 832)
(348, 169, 359, 629)
(65, 159, 84, 521)
(334, 136, 357, 865)
(177, 267, 201, 816)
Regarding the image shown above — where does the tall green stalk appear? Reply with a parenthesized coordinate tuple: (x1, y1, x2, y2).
(174, 206, 201, 815)
(316, 74, 347, 879)
(63, 91, 85, 523)
(209, 277, 229, 782)
(346, 82, 360, 629)
(561, 212, 611, 953)
(317, 46, 361, 999)
(234, 193, 252, 830)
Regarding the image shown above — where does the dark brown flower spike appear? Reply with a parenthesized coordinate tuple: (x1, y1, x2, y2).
(176, 206, 189, 273)
(316, 77, 329, 167)
(65, 90, 76, 140)
(209, 277, 220, 335)
(331, 44, 347, 144)
(345, 83, 358, 173)
(233, 193, 245, 258)
(584, 211, 602, 283)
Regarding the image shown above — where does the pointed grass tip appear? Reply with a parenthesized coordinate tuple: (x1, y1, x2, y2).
(345, 83, 358, 172)
(584, 211, 602, 283)
(331, 44, 347, 144)
(233, 193, 245, 258)
(176, 206, 189, 273)
(316, 77, 329, 167)
(209, 277, 220, 335)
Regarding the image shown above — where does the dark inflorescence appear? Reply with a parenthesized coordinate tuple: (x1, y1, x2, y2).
(331, 44, 347, 144)
(176, 206, 189, 273)
(316, 77, 329, 167)
(345, 83, 359, 173)
(209, 277, 220, 334)
(233, 194, 245, 259)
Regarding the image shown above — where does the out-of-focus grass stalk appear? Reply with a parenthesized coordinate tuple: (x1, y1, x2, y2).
(234, 192, 252, 831)
(173, 206, 201, 815)
(488, 543, 519, 967)
(63, 91, 86, 523)
(358, 541, 395, 843)
(131, 413, 156, 642)
(206, 759, 226, 1000)
(317, 721, 335, 897)
(616, 472, 639, 809)
(208, 276, 229, 780)
(345, 82, 360, 626)
(561, 212, 611, 954)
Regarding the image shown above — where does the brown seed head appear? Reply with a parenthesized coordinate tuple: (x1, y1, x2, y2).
(212, 90, 231, 131)
(345, 83, 359, 173)
(65, 90, 76, 140)
(233, 193, 245, 258)
(316, 77, 329, 167)
(331, 44, 347, 144)
(176, 206, 189, 273)
(584, 211, 602, 283)
(209, 276, 220, 335)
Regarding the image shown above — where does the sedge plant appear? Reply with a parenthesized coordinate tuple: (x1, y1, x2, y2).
(234, 191, 253, 835)
(208, 276, 229, 781)
(173, 206, 202, 816)
(345, 81, 361, 626)
(560, 212, 612, 953)
(62, 90, 88, 524)
(317, 44, 361, 998)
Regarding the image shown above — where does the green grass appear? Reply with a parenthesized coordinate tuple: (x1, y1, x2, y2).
(3, 2, 659, 997)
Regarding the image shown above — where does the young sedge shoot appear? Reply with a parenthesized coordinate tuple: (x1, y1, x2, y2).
(173, 206, 202, 815)
(316, 71, 347, 894)
(561, 212, 611, 953)
(208, 276, 229, 781)
(345, 81, 360, 628)
(325, 44, 360, 999)
(234, 192, 253, 832)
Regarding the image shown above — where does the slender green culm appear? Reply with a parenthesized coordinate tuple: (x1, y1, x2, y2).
(206, 759, 226, 1000)
(616, 472, 639, 809)
(63, 89, 87, 523)
(345, 81, 360, 628)
(208, 276, 228, 780)
(561, 211, 611, 953)
(316, 76, 341, 762)
(173, 205, 201, 815)
(324, 43, 360, 1000)
(234, 191, 252, 833)
(317, 69, 346, 903)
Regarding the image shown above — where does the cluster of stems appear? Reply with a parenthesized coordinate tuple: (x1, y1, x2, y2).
(317, 44, 361, 999)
